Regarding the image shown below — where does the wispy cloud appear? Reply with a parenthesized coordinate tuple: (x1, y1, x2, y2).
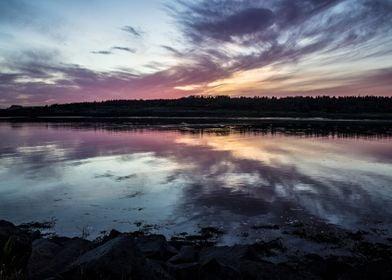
(91, 50, 112, 55)
(91, 46, 136, 55)
(161, 45, 183, 56)
(171, 0, 392, 69)
(0, 0, 391, 106)
(121, 25, 142, 37)
(1, 46, 391, 107)
(158, 0, 392, 95)
(111, 46, 136, 53)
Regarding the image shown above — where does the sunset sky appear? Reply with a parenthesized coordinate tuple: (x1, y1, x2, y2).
(0, 0, 391, 107)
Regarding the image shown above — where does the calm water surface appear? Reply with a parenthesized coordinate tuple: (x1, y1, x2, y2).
(0, 122, 391, 243)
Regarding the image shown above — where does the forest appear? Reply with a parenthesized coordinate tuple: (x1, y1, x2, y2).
(1, 96, 391, 118)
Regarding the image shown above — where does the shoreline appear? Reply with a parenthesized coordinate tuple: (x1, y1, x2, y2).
(1, 219, 391, 279)
(2, 118, 392, 139)
(2, 115, 392, 122)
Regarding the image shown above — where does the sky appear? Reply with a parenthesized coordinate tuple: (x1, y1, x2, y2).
(0, 0, 391, 107)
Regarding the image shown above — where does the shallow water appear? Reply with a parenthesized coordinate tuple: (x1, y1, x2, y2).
(0, 122, 391, 244)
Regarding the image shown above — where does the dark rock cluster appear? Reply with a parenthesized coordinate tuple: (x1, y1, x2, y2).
(1, 220, 391, 280)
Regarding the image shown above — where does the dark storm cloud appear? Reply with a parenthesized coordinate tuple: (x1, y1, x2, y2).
(121, 25, 142, 37)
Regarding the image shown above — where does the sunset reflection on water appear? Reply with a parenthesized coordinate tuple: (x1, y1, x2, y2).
(0, 122, 391, 243)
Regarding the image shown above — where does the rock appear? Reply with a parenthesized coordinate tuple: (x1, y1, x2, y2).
(199, 226, 225, 237)
(167, 262, 200, 280)
(353, 242, 392, 260)
(145, 259, 174, 280)
(169, 245, 197, 264)
(251, 238, 287, 256)
(0, 220, 32, 272)
(199, 245, 259, 270)
(169, 239, 197, 250)
(240, 260, 315, 280)
(94, 229, 122, 245)
(62, 234, 165, 280)
(305, 257, 352, 280)
(290, 228, 342, 244)
(134, 234, 177, 260)
(199, 258, 241, 280)
(252, 224, 280, 230)
(346, 230, 368, 241)
(340, 260, 392, 280)
(27, 237, 92, 280)
(1, 219, 391, 280)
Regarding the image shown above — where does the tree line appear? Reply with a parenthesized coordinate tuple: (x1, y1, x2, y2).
(2, 95, 392, 117)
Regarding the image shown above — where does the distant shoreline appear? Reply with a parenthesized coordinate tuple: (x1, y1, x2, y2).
(1, 115, 392, 122)
(1, 96, 391, 120)
(2, 116, 392, 138)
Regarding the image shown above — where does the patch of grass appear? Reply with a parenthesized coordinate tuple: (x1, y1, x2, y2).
(0, 238, 25, 280)
(77, 226, 91, 239)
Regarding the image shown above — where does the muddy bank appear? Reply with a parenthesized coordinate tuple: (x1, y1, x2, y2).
(1, 220, 391, 280)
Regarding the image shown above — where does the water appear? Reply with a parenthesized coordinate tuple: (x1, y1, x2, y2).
(0, 122, 391, 244)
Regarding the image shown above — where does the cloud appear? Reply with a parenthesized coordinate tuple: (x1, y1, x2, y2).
(111, 46, 136, 53)
(0, 49, 143, 106)
(0, 47, 223, 106)
(189, 7, 274, 42)
(1, 0, 392, 106)
(91, 50, 112, 55)
(159, 0, 392, 94)
(91, 46, 136, 55)
(121, 25, 142, 37)
(176, 0, 391, 56)
(161, 45, 183, 56)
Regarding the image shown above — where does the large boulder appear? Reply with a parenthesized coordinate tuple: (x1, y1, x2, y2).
(239, 260, 315, 280)
(199, 245, 259, 270)
(169, 245, 197, 264)
(199, 258, 241, 280)
(167, 262, 200, 280)
(62, 234, 170, 280)
(134, 234, 177, 260)
(197, 245, 260, 280)
(339, 260, 392, 280)
(27, 237, 92, 280)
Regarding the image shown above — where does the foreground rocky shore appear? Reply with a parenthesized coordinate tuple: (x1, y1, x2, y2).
(1, 220, 391, 280)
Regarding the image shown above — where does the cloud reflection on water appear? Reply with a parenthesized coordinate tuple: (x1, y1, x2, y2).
(0, 122, 391, 241)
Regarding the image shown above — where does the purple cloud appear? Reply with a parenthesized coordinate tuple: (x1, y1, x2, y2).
(0, 0, 391, 107)
(164, 0, 392, 86)
(190, 7, 274, 42)
(91, 46, 136, 55)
